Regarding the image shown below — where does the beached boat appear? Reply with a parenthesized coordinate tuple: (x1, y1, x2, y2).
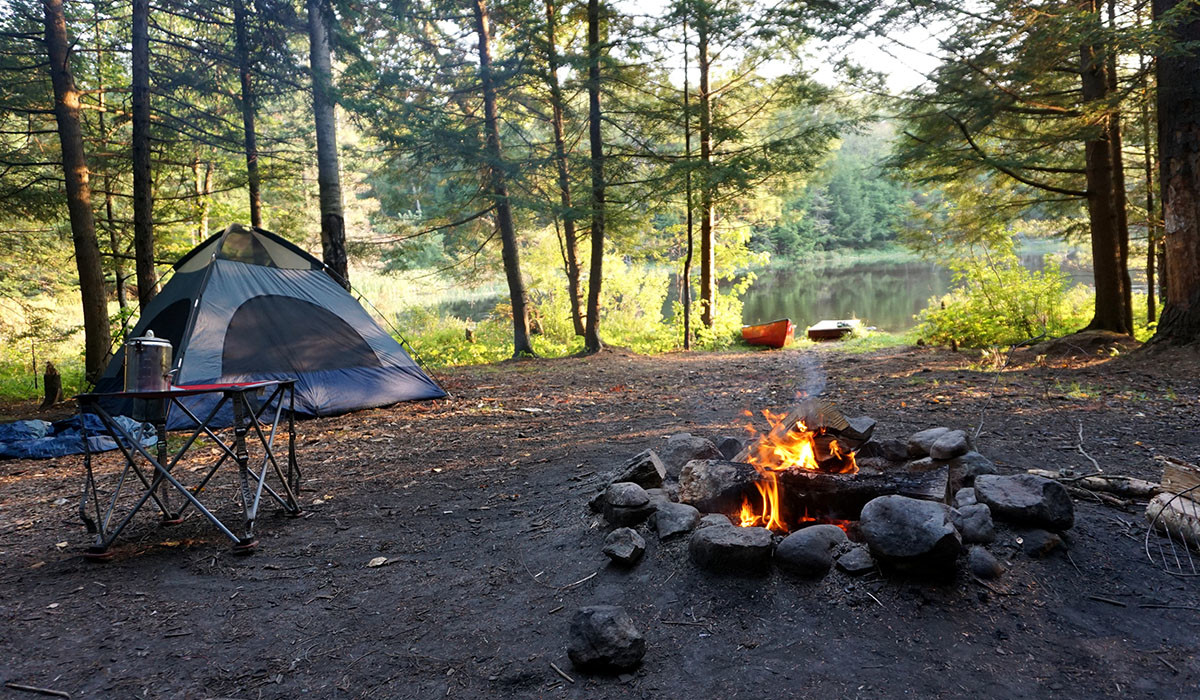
(741, 318, 794, 349)
(806, 319, 862, 341)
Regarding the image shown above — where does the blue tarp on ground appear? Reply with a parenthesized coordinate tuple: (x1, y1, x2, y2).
(0, 415, 157, 460)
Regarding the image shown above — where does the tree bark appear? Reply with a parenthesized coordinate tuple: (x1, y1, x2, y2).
(1141, 51, 1158, 323)
(1150, 0, 1200, 343)
(682, 15, 693, 349)
(472, 0, 535, 357)
(42, 0, 111, 381)
(307, 0, 349, 289)
(1106, 0, 1134, 332)
(132, 0, 158, 306)
(583, 0, 605, 353)
(234, 1, 262, 228)
(193, 155, 212, 244)
(697, 13, 715, 329)
(544, 0, 584, 336)
(1080, 7, 1132, 335)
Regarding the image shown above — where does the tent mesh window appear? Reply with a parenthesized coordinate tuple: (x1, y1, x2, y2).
(222, 296, 381, 374)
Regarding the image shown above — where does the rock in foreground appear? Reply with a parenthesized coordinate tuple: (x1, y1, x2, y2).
(568, 606, 645, 671)
(774, 524, 848, 578)
(689, 526, 774, 574)
(602, 528, 645, 565)
(974, 474, 1074, 531)
(859, 495, 962, 574)
(655, 502, 701, 539)
(613, 450, 666, 489)
(660, 433, 722, 479)
(603, 482, 656, 526)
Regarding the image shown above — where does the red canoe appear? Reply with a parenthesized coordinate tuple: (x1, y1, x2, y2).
(741, 318, 794, 349)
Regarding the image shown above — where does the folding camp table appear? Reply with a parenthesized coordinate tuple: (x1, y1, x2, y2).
(75, 380, 301, 557)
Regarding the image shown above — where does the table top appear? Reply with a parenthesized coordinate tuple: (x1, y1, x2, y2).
(77, 379, 295, 402)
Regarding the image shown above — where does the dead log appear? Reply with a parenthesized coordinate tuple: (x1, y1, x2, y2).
(1146, 492, 1200, 551)
(1026, 469, 1162, 499)
(678, 458, 948, 522)
(1157, 456, 1200, 496)
(40, 361, 63, 409)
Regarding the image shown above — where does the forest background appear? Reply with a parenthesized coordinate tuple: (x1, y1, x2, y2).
(0, 0, 1192, 400)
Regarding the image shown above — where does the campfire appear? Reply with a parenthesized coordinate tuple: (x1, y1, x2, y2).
(733, 400, 873, 533)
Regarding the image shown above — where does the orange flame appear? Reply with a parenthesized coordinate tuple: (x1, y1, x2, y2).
(735, 407, 858, 532)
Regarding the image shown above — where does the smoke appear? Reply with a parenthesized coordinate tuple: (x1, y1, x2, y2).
(795, 353, 826, 401)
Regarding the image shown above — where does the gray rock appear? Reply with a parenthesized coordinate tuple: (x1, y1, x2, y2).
(1020, 529, 1065, 558)
(613, 450, 666, 489)
(967, 546, 1004, 579)
(906, 456, 938, 471)
(859, 495, 962, 573)
(856, 438, 909, 462)
(655, 502, 701, 539)
(602, 528, 645, 565)
(716, 436, 745, 461)
(929, 429, 970, 460)
(567, 605, 645, 671)
(689, 526, 774, 574)
(975, 474, 1074, 530)
(606, 481, 649, 507)
(835, 545, 876, 576)
(661, 433, 722, 479)
(843, 416, 877, 442)
(587, 489, 606, 513)
(644, 488, 671, 507)
(908, 427, 951, 458)
(952, 503, 996, 544)
(604, 482, 655, 526)
(677, 459, 758, 512)
(953, 487, 978, 508)
(698, 513, 734, 528)
(774, 525, 848, 578)
(945, 451, 998, 499)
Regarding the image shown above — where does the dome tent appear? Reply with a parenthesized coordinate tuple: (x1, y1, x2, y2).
(95, 224, 445, 424)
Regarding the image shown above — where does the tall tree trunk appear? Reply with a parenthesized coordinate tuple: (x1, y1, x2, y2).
(93, 11, 125, 315)
(1150, 0, 1200, 343)
(307, 0, 349, 289)
(132, 0, 157, 306)
(697, 13, 715, 329)
(682, 15, 693, 350)
(1141, 50, 1158, 323)
(234, 1, 262, 228)
(544, 0, 584, 336)
(42, 0, 111, 381)
(1080, 5, 1132, 335)
(583, 0, 605, 353)
(193, 155, 212, 244)
(472, 0, 535, 357)
(1107, 0, 1133, 331)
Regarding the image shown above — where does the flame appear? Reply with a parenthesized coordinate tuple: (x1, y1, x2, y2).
(735, 407, 858, 532)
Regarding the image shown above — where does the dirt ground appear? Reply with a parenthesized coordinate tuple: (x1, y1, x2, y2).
(2, 339, 1199, 699)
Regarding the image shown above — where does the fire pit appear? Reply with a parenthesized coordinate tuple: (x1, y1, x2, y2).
(678, 400, 947, 534)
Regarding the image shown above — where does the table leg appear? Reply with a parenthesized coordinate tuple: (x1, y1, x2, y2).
(231, 395, 257, 553)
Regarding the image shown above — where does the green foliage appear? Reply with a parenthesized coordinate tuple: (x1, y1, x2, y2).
(755, 126, 913, 257)
(913, 249, 1091, 347)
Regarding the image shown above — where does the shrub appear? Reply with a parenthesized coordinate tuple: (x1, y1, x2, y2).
(913, 249, 1091, 347)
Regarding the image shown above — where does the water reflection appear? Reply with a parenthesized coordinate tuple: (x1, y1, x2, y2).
(740, 250, 1093, 333)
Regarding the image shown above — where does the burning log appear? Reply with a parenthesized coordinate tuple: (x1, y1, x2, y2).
(678, 458, 948, 529)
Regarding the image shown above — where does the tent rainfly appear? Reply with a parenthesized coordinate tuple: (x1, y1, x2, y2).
(95, 224, 445, 424)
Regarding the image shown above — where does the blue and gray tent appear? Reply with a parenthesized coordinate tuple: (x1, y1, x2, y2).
(94, 224, 445, 425)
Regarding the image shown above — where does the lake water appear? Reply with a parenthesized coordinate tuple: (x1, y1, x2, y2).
(740, 250, 1094, 333)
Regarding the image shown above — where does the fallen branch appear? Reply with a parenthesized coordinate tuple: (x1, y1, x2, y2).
(549, 662, 575, 684)
(1027, 469, 1161, 498)
(4, 682, 71, 699)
